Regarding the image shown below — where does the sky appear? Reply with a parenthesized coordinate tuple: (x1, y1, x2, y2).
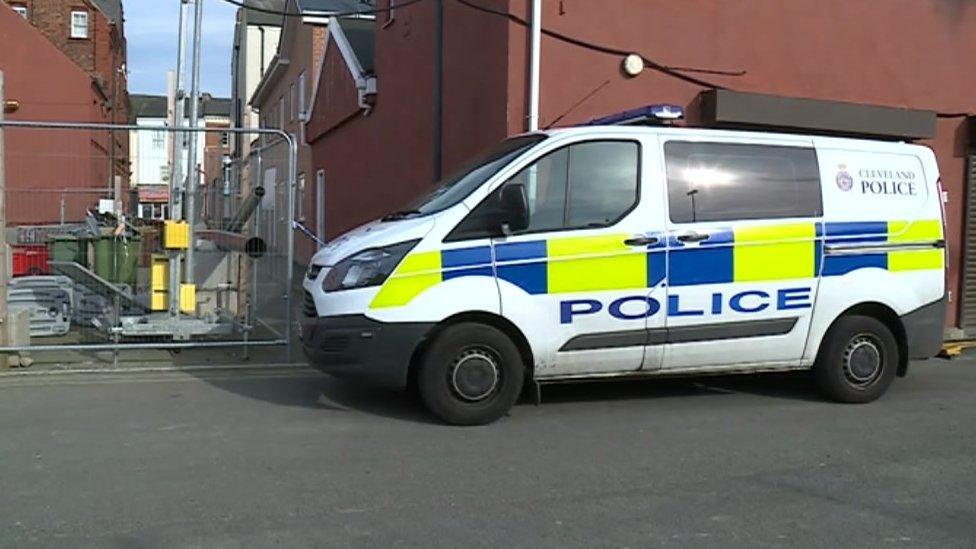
(124, 0, 240, 98)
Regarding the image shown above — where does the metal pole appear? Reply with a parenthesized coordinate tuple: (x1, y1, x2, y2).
(285, 134, 297, 363)
(171, 0, 188, 219)
(170, 0, 190, 316)
(185, 0, 204, 284)
(528, 0, 542, 132)
(0, 72, 8, 369)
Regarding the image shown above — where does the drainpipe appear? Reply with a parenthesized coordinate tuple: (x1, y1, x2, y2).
(433, 0, 443, 181)
(527, 0, 541, 132)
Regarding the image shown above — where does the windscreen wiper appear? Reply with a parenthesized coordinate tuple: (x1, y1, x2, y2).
(382, 209, 421, 221)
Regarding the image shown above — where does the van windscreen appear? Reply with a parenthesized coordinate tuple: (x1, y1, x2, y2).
(400, 135, 547, 218)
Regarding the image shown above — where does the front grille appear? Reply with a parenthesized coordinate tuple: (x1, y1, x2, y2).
(302, 291, 317, 317)
(319, 335, 350, 353)
(306, 264, 324, 280)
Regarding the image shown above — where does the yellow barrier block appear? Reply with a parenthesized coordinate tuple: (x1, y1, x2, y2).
(179, 284, 196, 314)
(164, 221, 190, 249)
(150, 291, 168, 312)
(151, 254, 169, 291)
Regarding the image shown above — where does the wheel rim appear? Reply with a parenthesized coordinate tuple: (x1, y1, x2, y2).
(843, 334, 884, 388)
(449, 346, 501, 402)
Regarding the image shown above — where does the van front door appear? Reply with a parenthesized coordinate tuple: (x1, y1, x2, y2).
(660, 138, 824, 370)
(483, 137, 666, 378)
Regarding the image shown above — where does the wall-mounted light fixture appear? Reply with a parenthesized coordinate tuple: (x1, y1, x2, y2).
(3, 100, 19, 114)
(622, 54, 644, 77)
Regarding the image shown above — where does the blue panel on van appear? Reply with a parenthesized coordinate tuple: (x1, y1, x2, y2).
(824, 221, 888, 242)
(669, 247, 734, 286)
(822, 253, 888, 276)
(496, 240, 547, 262)
(443, 266, 494, 281)
(648, 251, 666, 286)
(441, 246, 492, 268)
(498, 262, 547, 294)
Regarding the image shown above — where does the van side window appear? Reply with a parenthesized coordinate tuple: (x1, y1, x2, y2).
(447, 140, 640, 240)
(664, 141, 822, 223)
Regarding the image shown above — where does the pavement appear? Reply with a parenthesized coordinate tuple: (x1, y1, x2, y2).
(0, 359, 974, 548)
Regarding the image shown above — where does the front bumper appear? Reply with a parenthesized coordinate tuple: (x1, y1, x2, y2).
(901, 295, 947, 360)
(299, 311, 434, 389)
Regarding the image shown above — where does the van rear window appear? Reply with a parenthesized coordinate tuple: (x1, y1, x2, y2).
(664, 141, 822, 223)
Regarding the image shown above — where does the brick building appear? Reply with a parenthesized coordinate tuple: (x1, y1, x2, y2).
(0, 3, 117, 225)
(3, 0, 129, 188)
(305, 0, 976, 336)
(249, 0, 364, 263)
(128, 94, 231, 222)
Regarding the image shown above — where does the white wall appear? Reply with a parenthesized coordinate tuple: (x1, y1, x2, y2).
(130, 117, 207, 187)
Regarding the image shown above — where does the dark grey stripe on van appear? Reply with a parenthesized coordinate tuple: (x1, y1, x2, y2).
(559, 317, 798, 352)
(824, 240, 945, 255)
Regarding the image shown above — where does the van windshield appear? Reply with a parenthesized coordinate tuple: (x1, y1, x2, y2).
(386, 135, 546, 220)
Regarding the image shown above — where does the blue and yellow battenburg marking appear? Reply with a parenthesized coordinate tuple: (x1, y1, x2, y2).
(369, 220, 943, 309)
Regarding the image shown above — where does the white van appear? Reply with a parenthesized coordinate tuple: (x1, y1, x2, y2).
(300, 120, 946, 425)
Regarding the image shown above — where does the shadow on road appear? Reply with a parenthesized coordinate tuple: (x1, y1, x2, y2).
(193, 367, 823, 425)
(536, 371, 821, 405)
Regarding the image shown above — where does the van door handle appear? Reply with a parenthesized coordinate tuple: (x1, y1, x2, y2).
(624, 236, 660, 247)
(676, 231, 710, 243)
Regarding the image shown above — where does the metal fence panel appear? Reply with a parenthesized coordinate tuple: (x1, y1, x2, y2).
(0, 121, 297, 365)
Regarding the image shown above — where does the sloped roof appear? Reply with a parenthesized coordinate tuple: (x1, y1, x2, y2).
(297, 0, 375, 15)
(129, 94, 232, 122)
(91, 0, 122, 25)
(338, 18, 374, 74)
(130, 94, 167, 119)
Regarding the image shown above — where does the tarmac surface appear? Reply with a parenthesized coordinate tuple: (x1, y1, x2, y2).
(1, 359, 974, 547)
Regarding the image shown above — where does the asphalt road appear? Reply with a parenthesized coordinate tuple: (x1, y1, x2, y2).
(1, 359, 975, 548)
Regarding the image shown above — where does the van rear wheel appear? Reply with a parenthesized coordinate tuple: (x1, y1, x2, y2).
(813, 315, 898, 403)
(417, 322, 524, 425)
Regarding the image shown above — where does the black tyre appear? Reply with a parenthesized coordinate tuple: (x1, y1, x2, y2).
(417, 322, 525, 425)
(813, 315, 898, 403)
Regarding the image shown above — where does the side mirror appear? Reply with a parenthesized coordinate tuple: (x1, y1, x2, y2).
(499, 183, 530, 234)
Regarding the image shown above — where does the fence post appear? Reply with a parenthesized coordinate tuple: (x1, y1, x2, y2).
(0, 72, 8, 369)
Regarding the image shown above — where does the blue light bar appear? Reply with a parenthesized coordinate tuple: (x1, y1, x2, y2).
(584, 104, 685, 126)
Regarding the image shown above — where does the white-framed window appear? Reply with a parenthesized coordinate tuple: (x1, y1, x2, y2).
(278, 96, 285, 130)
(152, 130, 165, 148)
(11, 4, 28, 18)
(296, 173, 306, 221)
(70, 10, 89, 39)
(316, 169, 326, 248)
(290, 83, 296, 122)
(298, 71, 307, 120)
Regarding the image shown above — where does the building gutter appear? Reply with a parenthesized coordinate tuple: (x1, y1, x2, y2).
(434, 0, 443, 180)
(328, 18, 377, 114)
(527, 0, 541, 131)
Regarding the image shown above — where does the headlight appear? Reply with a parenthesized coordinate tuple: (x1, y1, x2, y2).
(323, 240, 419, 292)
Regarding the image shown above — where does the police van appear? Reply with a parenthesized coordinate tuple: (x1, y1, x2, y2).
(300, 108, 946, 425)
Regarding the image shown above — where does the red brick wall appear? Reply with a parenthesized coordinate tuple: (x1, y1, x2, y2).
(0, 4, 113, 224)
(253, 17, 329, 263)
(3, 0, 128, 188)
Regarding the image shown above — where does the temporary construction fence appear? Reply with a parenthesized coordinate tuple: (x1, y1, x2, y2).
(0, 120, 299, 365)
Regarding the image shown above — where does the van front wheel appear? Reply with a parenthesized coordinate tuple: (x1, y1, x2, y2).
(813, 315, 898, 403)
(417, 322, 525, 425)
